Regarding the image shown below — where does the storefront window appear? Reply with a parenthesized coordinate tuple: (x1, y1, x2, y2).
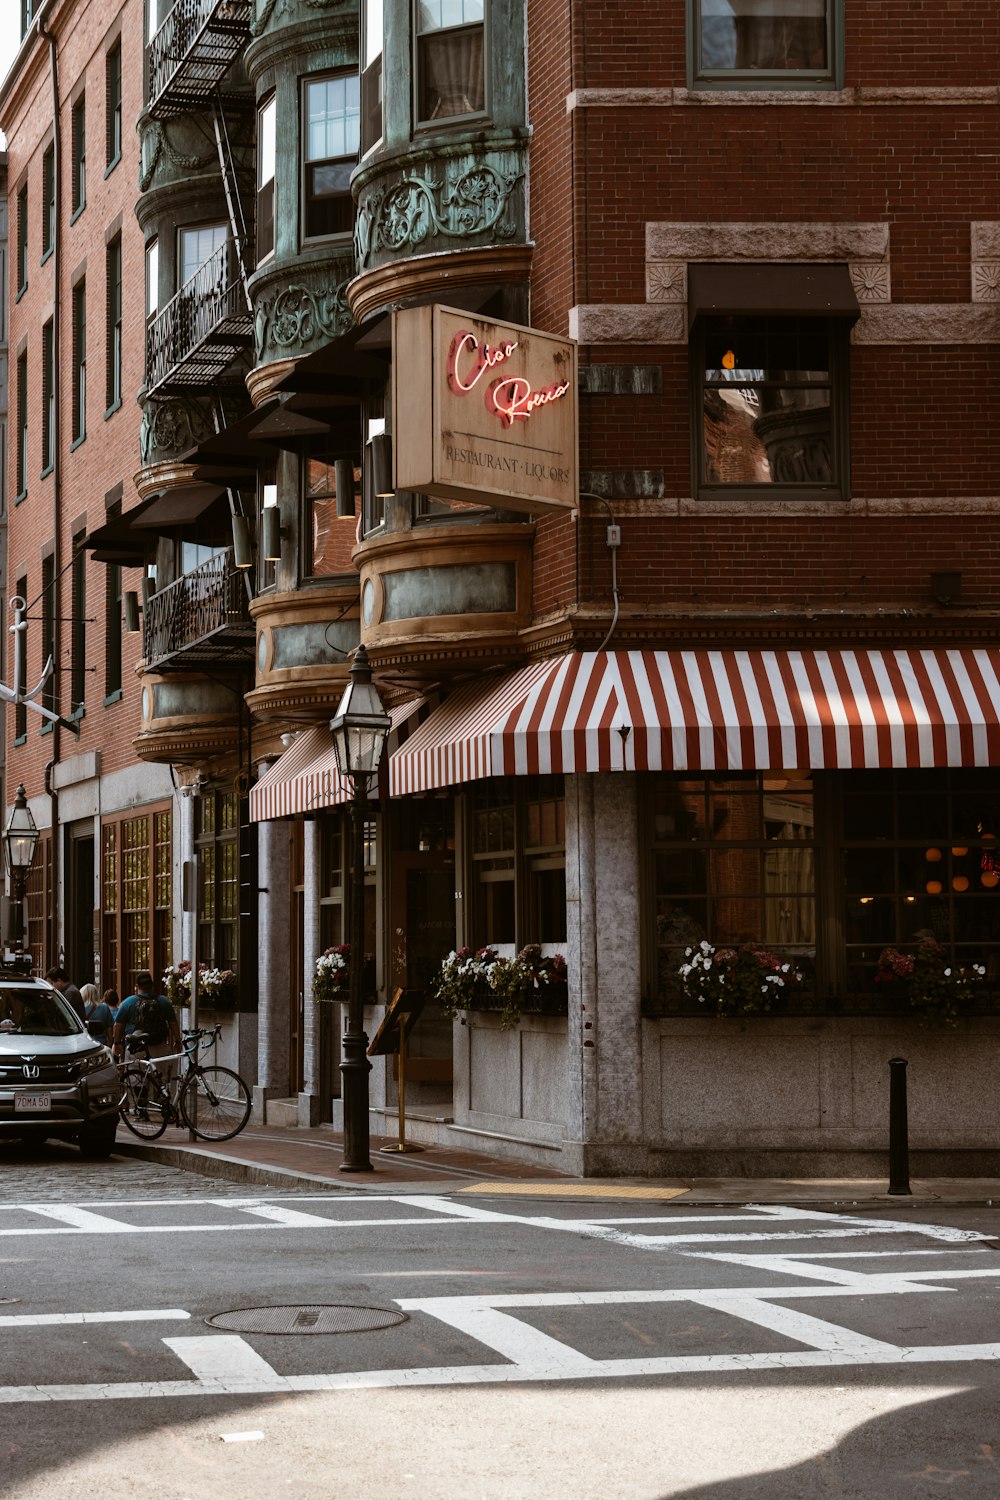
(196, 792, 239, 971)
(841, 769, 1000, 999)
(470, 776, 566, 948)
(647, 769, 1000, 1016)
(100, 807, 172, 999)
(648, 775, 816, 1012)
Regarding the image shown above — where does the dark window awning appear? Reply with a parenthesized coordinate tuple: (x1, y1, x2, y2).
(688, 263, 860, 330)
(82, 499, 158, 565)
(181, 405, 281, 478)
(131, 484, 227, 529)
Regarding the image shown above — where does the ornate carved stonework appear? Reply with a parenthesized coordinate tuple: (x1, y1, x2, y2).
(251, 0, 349, 38)
(254, 280, 352, 359)
(646, 262, 686, 302)
(972, 263, 1000, 302)
(139, 117, 217, 193)
(139, 111, 253, 199)
(356, 161, 523, 271)
(140, 395, 221, 465)
(849, 263, 891, 302)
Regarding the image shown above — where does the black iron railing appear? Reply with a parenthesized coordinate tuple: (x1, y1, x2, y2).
(143, 551, 247, 665)
(145, 241, 250, 394)
(148, 0, 253, 117)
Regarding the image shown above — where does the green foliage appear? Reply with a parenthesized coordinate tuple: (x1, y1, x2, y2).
(431, 945, 569, 1031)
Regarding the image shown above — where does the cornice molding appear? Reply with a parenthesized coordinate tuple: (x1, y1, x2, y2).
(348, 242, 533, 323)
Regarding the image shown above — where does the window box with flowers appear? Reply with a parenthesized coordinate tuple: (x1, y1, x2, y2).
(678, 941, 803, 1017)
(312, 944, 376, 1004)
(430, 944, 569, 1032)
(875, 939, 985, 1027)
(162, 961, 238, 1010)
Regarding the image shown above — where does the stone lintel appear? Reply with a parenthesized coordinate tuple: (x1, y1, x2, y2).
(647, 221, 889, 264)
(851, 304, 1000, 344)
(568, 86, 1000, 111)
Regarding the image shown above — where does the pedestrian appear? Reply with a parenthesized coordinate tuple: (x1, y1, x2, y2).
(112, 970, 181, 1085)
(103, 988, 120, 1019)
(81, 983, 115, 1045)
(45, 966, 86, 1023)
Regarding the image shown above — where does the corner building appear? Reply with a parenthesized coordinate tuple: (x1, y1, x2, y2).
(6, 0, 1000, 1174)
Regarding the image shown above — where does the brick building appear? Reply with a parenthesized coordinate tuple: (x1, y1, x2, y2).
(3, 1, 1000, 1173)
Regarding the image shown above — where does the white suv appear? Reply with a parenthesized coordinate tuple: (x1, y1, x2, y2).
(0, 969, 121, 1157)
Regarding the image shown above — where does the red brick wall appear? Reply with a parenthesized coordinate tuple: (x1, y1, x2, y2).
(526, 2, 1000, 626)
(2, 0, 147, 800)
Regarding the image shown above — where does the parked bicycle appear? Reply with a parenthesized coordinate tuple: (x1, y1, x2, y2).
(118, 1023, 252, 1142)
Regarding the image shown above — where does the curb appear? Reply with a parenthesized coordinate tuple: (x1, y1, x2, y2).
(111, 1142, 1000, 1206)
(112, 1140, 352, 1191)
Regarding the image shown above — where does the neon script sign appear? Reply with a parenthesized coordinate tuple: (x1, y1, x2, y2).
(446, 330, 571, 429)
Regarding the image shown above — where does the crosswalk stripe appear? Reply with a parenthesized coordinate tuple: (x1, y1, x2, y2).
(163, 1336, 288, 1389)
(0, 1310, 190, 1327)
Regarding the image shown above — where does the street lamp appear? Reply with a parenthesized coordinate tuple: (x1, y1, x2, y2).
(3, 786, 39, 955)
(329, 644, 391, 1171)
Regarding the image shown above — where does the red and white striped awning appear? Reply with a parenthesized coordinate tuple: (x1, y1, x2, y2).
(390, 649, 1000, 793)
(250, 697, 431, 821)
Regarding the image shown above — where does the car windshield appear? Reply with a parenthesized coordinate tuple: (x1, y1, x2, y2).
(0, 987, 84, 1037)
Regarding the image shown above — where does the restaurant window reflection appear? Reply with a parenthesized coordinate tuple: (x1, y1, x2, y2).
(695, 315, 848, 500)
(841, 769, 1000, 999)
(470, 776, 566, 949)
(647, 774, 816, 1012)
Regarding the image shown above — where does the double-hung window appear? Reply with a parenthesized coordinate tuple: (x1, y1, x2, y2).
(361, 0, 383, 153)
(41, 320, 55, 474)
(41, 146, 55, 259)
(691, 0, 839, 89)
(179, 222, 227, 288)
(14, 573, 28, 741)
(72, 279, 87, 445)
(15, 352, 28, 498)
(16, 184, 28, 294)
(256, 95, 276, 261)
(106, 234, 122, 412)
(302, 75, 359, 240)
(415, 1, 486, 125)
(71, 96, 86, 215)
(71, 534, 87, 716)
(106, 40, 122, 170)
(145, 238, 158, 327)
(105, 507, 123, 701)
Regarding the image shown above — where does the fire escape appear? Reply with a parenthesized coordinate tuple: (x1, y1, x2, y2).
(142, 0, 257, 672)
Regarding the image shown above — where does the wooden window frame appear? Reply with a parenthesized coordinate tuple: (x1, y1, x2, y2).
(101, 804, 172, 1002)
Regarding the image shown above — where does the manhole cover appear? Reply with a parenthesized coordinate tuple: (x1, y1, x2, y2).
(205, 1304, 408, 1335)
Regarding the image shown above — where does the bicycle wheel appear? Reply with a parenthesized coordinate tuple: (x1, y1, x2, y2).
(119, 1066, 169, 1140)
(179, 1065, 252, 1141)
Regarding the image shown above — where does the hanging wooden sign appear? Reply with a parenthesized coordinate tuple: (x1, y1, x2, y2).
(392, 305, 579, 515)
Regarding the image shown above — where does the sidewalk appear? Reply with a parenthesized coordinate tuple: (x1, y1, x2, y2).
(111, 1120, 1000, 1205)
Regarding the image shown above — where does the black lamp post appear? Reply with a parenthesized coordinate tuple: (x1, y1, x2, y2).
(329, 644, 391, 1171)
(3, 786, 39, 955)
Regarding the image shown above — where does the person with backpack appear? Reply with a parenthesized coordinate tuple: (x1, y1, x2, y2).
(112, 970, 181, 1081)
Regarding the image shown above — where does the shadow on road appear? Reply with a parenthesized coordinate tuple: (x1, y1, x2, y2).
(659, 1383, 1000, 1500)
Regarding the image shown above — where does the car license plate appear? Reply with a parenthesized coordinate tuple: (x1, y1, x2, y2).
(14, 1092, 51, 1113)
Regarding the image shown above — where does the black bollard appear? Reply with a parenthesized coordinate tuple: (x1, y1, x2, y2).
(887, 1056, 912, 1196)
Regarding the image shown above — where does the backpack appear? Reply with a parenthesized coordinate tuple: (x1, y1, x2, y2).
(133, 992, 168, 1045)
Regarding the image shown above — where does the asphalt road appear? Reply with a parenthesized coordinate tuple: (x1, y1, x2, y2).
(3, 1142, 1000, 1499)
